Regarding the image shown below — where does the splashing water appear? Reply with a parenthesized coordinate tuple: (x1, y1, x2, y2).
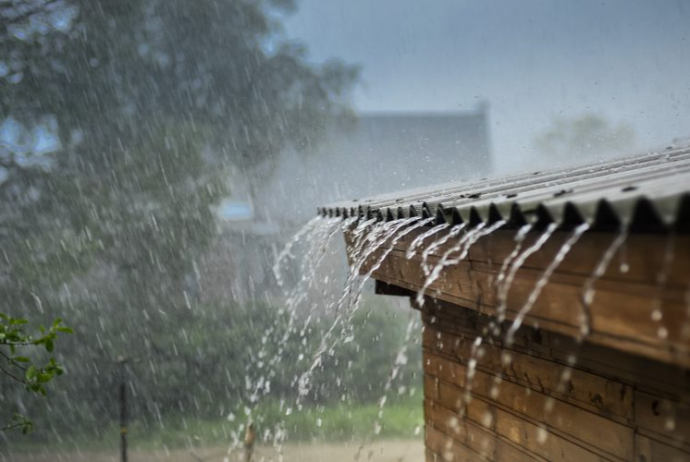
(233, 215, 347, 456)
(294, 217, 379, 398)
(506, 223, 590, 345)
(298, 217, 425, 400)
(339, 217, 426, 343)
(461, 336, 484, 406)
(337, 218, 414, 317)
(273, 216, 323, 287)
(495, 224, 533, 289)
(362, 217, 435, 283)
(373, 316, 420, 435)
(486, 223, 533, 334)
(416, 220, 507, 307)
(420, 224, 466, 275)
(406, 222, 450, 259)
(268, 213, 605, 453)
(495, 223, 559, 326)
(580, 227, 628, 339)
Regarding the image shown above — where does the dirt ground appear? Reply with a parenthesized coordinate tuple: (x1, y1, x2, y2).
(2, 440, 423, 462)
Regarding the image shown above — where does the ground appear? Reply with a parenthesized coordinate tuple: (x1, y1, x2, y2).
(1, 440, 423, 462)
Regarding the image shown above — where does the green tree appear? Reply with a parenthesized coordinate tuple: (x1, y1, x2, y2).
(533, 113, 635, 159)
(0, 0, 357, 434)
(0, 314, 72, 433)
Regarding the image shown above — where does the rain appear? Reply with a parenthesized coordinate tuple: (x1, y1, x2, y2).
(1, 1, 689, 462)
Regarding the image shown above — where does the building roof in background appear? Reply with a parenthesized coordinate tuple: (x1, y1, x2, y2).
(318, 145, 690, 232)
(257, 106, 493, 223)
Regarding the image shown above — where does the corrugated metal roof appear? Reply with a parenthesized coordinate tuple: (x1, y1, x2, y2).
(318, 145, 690, 232)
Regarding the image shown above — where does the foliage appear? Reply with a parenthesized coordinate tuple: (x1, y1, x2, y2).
(533, 113, 635, 160)
(0, 314, 72, 432)
(3, 297, 421, 445)
(0, 0, 357, 436)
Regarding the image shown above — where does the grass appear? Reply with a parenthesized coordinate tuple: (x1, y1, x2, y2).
(3, 399, 423, 453)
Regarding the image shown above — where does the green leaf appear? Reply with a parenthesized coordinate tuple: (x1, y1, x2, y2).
(26, 365, 37, 381)
(56, 327, 74, 334)
(45, 339, 54, 353)
(12, 356, 30, 363)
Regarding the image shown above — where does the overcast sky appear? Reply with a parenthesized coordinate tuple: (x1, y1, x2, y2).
(284, 0, 690, 172)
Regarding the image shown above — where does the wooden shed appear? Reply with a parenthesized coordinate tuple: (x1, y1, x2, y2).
(319, 147, 690, 461)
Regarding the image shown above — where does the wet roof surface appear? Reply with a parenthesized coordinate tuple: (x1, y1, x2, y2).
(318, 145, 690, 232)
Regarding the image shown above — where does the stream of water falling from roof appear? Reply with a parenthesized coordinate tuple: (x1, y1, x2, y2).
(341, 217, 424, 343)
(406, 223, 450, 259)
(363, 217, 434, 281)
(494, 223, 559, 327)
(298, 217, 421, 400)
(233, 215, 345, 456)
(453, 222, 590, 448)
(373, 316, 419, 436)
(415, 220, 509, 307)
(495, 224, 533, 289)
(580, 227, 629, 338)
(339, 218, 412, 314)
(456, 223, 570, 425)
(421, 224, 466, 275)
(293, 217, 378, 398)
(505, 222, 590, 345)
(274, 213, 654, 451)
(273, 216, 323, 287)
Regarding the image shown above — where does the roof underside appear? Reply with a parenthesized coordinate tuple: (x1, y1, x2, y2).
(318, 145, 690, 232)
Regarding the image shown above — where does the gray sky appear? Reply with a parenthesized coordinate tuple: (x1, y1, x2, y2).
(284, 0, 690, 173)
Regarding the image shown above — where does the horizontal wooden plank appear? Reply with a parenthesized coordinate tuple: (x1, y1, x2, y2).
(364, 226, 690, 288)
(426, 395, 612, 462)
(467, 231, 690, 289)
(425, 425, 488, 462)
(425, 399, 545, 462)
(363, 246, 690, 367)
(422, 299, 690, 404)
(422, 310, 690, 460)
(344, 220, 690, 367)
(426, 448, 441, 462)
(635, 391, 690, 451)
(422, 324, 635, 422)
(424, 350, 634, 460)
(635, 433, 690, 462)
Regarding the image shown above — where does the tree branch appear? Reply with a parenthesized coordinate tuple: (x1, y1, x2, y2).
(0, 361, 26, 385)
(0, 349, 28, 371)
(1, 421, 25, 432)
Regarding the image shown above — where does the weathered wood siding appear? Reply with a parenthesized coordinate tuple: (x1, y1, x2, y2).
(345, 221, 690, 460)
(420, 299, 690, 462)
(349, 226, 690, 368)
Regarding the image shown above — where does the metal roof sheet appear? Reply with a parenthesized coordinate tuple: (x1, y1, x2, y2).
(318, 145, 690, 232)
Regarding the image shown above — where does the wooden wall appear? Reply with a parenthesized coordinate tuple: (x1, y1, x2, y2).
(347, 222, 690, 459)
(419, 298, 690, 462)
(353, 227, 690, 368)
